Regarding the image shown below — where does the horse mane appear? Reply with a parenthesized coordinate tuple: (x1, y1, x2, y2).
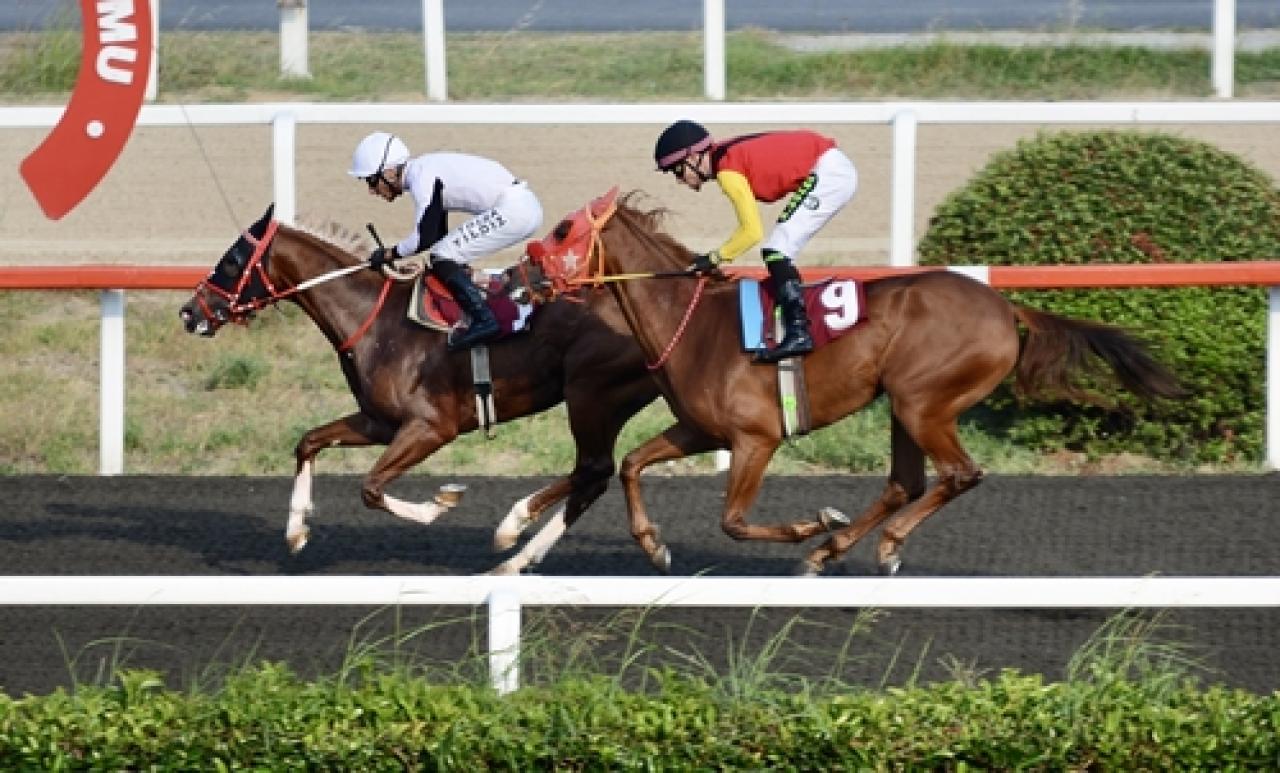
(611, 191, 695, 268)
(289, 214, 374, 263)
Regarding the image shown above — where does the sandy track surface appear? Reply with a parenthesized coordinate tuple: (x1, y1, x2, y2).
(4, 121, 1278, 269)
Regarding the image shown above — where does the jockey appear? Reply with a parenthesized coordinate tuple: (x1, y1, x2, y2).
(654, 120, 858, 363)
(349, 131, 543, 351)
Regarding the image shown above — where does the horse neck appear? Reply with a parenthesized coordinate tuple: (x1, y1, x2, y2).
(600, 218, 704, 365)
(270, 228, 395, 351)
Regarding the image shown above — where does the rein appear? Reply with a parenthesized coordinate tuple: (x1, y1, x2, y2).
(646, 274, 709, 371)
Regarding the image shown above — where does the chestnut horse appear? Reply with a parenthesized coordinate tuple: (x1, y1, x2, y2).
(179, 204, 658, 574)
(512, 193, 1185, 576)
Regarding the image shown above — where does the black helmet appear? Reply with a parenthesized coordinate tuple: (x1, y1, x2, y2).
(654, 120, 712, 171)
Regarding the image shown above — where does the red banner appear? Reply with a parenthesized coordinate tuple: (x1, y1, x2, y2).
(20, 0, 152, 220)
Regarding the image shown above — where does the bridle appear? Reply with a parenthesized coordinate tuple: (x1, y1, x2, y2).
(191, 218, 392, 352)
(514, 201, 710, 371)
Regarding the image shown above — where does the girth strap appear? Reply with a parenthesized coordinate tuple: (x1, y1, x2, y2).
(471, 345, 498, 439)
(775, 315, 812, 438)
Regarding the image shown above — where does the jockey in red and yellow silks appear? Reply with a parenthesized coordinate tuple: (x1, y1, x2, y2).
(654, 121, 858, 363)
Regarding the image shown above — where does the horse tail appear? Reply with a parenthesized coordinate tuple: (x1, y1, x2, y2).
(1011, 305, 1186, 404)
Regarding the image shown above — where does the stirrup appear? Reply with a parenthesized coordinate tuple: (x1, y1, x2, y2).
(754, 335, 813, 364)
(447, 320, 500, 352)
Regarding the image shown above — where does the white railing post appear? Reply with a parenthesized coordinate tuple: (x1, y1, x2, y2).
(889, 109, 918, 267)
(487, 588, 521, 694)
(99, 290, 126, 475)
(272, 110, 297, 224)
(423, 0, 447, 102)
(1212, 0, 1236, 99)
(279, 0, 310, 79)
(703, 0, 726, 101)
(1268, 286, 1279, 470)
(145, 0, 158, 101)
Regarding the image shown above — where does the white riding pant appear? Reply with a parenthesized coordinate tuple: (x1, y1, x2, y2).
(429, 181, 544, 265)
(762, 147, 858, 259)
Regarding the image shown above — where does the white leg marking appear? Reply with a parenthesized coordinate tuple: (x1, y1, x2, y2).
(382, 493, 451, 526)
(285, 460, 313, 554)
(494, 493, 538, 551)
(490, 507, 567, 575)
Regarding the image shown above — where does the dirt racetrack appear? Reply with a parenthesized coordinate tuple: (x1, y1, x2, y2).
(2, 473, 1277, 697)
(3, 122, 1280, 267)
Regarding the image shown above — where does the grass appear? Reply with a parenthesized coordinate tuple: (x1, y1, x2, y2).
(1, 28, 1279, 103)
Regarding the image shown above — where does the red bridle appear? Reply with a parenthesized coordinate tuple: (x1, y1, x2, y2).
(192, 218, 392, 353)
(520, 199, 708, 371)
(190, 219, 283, 330)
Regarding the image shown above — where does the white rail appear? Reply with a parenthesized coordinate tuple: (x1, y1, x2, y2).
(2, 575, 1277, 694)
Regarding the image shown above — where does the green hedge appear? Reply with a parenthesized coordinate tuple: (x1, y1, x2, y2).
(919, 130, 1280, 462)
(1, 667, 1277, 770)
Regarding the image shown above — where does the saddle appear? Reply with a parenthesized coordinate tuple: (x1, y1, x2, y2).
(738, 277, 866, 354)
(408, 269, 530, 336)
(406, 269, 534, 440)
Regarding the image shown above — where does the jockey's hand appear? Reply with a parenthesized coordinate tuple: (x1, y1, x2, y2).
(368, 246, 398, 271)
(686, 252, 721, 275)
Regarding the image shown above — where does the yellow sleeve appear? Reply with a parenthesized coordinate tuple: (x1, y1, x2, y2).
(713, 170, 764, 263)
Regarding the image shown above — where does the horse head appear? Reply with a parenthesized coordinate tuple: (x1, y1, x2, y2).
(179, 204, 278, 336)
(504, 187, 623, 305)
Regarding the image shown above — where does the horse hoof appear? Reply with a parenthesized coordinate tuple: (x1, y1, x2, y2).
(434, 483, 467, 508)
(287, 528, 310, 555)
(878, 556, 902, 576)
(818, 507, 850, 531)
(486, 561, 520, 576)
(493, 530, 518, 552)
(794, 559, 823, 577)
(649, 546, 672, 574)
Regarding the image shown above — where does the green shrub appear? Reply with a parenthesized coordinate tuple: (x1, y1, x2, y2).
(919, 130, 1280, 462)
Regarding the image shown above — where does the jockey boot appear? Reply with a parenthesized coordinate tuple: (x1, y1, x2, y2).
(755, 271, 814, 364)
(435, 260, 501, 351)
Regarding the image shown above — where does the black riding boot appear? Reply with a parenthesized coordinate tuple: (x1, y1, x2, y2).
(434, 259, 500, 351)
(755, 263, 814, 364)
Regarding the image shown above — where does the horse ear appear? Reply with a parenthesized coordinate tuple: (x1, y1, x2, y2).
(248, 204, 275, 239)
(591, 186, 620, 218)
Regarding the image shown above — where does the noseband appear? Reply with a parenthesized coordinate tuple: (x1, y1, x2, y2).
(191, 218, 283, 329)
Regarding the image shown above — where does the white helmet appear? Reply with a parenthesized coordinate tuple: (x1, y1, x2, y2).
(348, 131, 410, 178)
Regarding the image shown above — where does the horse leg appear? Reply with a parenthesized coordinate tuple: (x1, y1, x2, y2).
(493, 477, 572, 551)
(493, 386, 641, 569)
(874, 413, 984, 576)
(491, 461, 615, 575)
(362, 419, 461, 525)
(619, 422, 719, 573)
(287, 413, 388, 554)
(798, 414, 927, 575)
(719, 435, 837, 546)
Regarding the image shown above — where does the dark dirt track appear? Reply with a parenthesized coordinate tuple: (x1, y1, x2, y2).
(2, 473, 1278, 697)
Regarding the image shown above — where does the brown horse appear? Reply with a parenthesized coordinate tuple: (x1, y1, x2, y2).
(511, 192, 1185, 576)
(178, 204, 658, 574)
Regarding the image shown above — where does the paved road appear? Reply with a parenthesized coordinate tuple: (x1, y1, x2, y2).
(1, 474, 1277, 697)
(6, 1, 1280, 33)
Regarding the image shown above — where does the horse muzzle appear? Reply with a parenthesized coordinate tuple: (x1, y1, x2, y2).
(179, 302, 225, 337)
